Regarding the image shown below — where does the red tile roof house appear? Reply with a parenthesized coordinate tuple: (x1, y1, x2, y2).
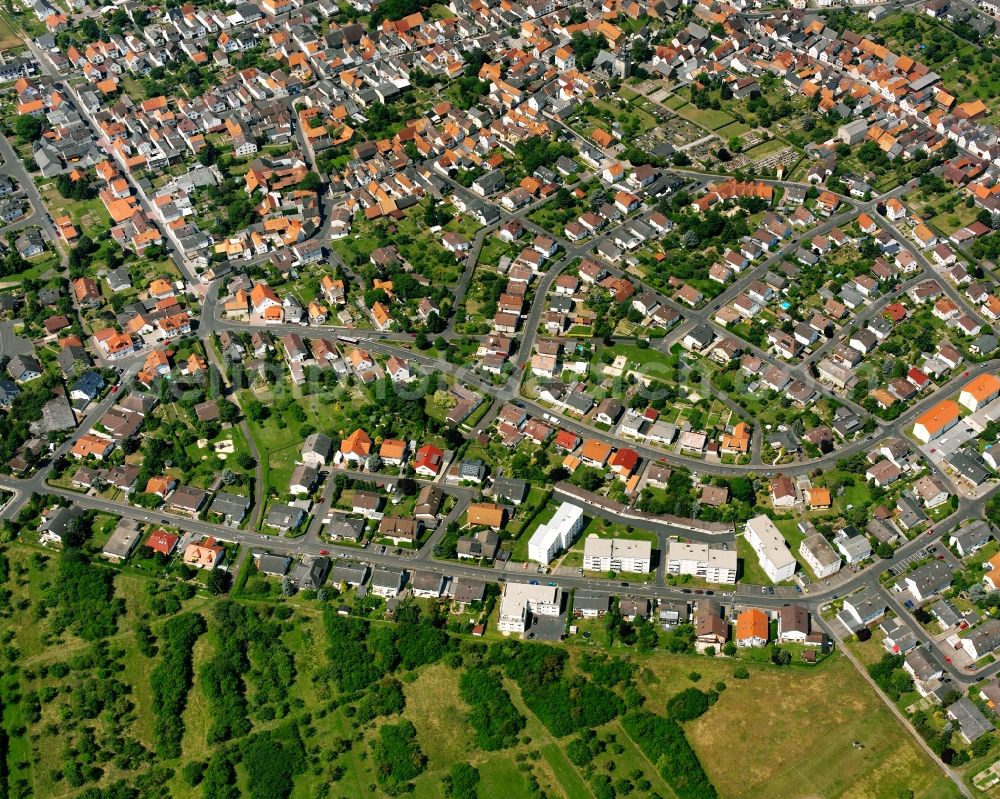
(144, 530, 179, 557)
(414, 443, 444, 477)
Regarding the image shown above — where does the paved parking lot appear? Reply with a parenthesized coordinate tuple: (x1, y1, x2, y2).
(886, 548, 933, 578)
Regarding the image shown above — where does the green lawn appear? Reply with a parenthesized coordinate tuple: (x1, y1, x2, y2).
(477, 758, 530, 799)
(239, 383, 357, 500)
(716, 120, 752, 138)
(743, 138, 790, 161)
(510, 502, 557, 562)
(773, 518, 816, 579)
(672, 102, 735, 131)
(736, 534, 773, 585)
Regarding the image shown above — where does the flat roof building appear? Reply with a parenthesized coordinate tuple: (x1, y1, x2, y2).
(666, 541, 737, 584)
(497, 582, 561, 634)
(583, 536, 653, 574)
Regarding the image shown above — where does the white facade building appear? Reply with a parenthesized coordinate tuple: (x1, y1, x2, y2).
(583, 536, 652, 573)
(528, 502, 585, 564)
(497, 583, 561, 633)
(666, 541, 738, 584)
(744, 515, 796, 582)
(798, 533, 842, 578)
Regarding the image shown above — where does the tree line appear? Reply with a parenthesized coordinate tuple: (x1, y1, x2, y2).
(458, 666, 525, 750)
(150, 613, 206, 758)
(620, 711, 717, 799)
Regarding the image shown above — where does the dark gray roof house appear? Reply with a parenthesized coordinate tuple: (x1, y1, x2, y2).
(0, 378, 19, 407)
(415, 484, 444, 519)
(292, 556, 330, 591)
(39, 505, 83, 542)
(452, 578, 486, 605)
(266, 504, 305, 531)
(948, 697, 995, 743)
(949, 450, 993, 486)
(574, 591, 610, 617)
(327, 516, 365, 541)
(7, 354, 41, 383)
(57, 343, 91, 377)
(950, 521, 994, 557)
(896, 495, 927, 530)
(210, 492, 251, 524)
(290, 463, 319, 494)
(370, 566, 405, 597)
(456, 530, 499, 561)
(331, 561, 368, 587)
(167, 485, 209, 515)
(257, 553, 291, 576)
(410, 570, 445, 597)
(492, 476, 529, 504)
(301, 432, 333, 466)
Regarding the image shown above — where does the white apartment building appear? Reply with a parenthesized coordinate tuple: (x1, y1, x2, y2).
(528, 502, 585, 564)
(798, 533, 842, 578)
(744, 515, 796, 582)
(583, 536, 652, 574)
(666, 541, 738, 584)
(497, 582, 561, 633)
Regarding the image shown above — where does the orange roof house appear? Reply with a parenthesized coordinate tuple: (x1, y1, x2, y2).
(955, 100, 988, 120)
(856, 213, 876, 233)
(913, 400, 961, 443)
(250, 283, 281, 310)
(145, 530, 179, 557)
(379, 438, 407, 464)
(580, 439, 613, 467)
(186, 353, 207, 374)
(183, 536, 223, 570)
(466, 502, 507, 529)
(149, 278, 174, 298)
(340, 428, 372, 461)
(959, 373, 1000, 411)
(816, 191, 839, 212)
(721, 422, 751, 454)
(71, 433, 114, 460)
(736, 608, 769, 647)
(371, 301, 392, 329)
(145, 476, 176, 497)
(985, 552, 1000, 591)
(806, 487, 832, 510)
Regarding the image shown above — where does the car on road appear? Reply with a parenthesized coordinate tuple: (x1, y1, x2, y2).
(111, 385, 119, 393)
(681, 588, 692, 593)
(319, 550, 328, 555)
(760, 586, 767, 594)
(547, 581, 556, 586)
(529, 580, 539, 585)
